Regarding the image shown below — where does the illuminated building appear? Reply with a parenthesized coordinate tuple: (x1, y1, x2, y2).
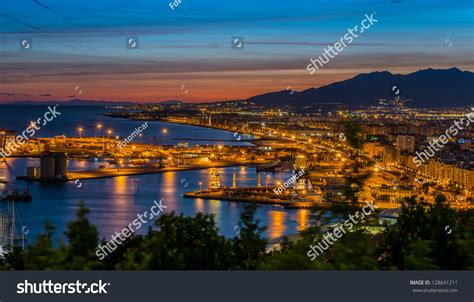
(420, 160, 473, 190)
(396, 135, 415, 153)
(294, 154, 308, 170)
(372, 185, 416, 203)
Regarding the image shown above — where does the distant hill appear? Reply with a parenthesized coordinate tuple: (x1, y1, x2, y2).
(5, 99, 137, 106)
(156, 100, 183, 105)
(246, 68, 474, 108)
(4, 99, 183, 106)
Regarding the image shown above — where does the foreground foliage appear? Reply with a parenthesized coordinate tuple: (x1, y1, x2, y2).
(0, 196, 472, 270)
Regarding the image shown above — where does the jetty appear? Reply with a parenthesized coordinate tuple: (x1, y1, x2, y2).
(183, 189, 320, 209)
(183, 167, 324, 209)
(17, 161, 255, 182)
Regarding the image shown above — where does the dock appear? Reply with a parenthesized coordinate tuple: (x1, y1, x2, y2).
(17, 161, 254, 182)
(183, 190, 323, 209)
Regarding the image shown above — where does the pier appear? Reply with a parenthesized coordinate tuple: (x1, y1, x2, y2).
(182, 166, 324, 209)
(183, 190, 322, 209)
(17, 161, 255, 182)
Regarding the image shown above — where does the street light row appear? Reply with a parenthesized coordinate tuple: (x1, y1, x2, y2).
(77, 124, 112, 138)
(76, 124, 168, 139)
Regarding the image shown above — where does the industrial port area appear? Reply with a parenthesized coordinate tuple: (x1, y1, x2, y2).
(1, 101, 472, 212)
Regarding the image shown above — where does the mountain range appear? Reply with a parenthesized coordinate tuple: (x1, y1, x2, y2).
(245, 68, 473, 108)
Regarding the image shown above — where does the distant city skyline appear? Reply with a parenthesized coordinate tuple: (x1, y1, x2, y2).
(1, 0, 473, 103)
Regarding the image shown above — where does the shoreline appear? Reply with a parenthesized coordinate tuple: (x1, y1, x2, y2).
(102, 114, 244, 134)
(101, 114, 279, 145)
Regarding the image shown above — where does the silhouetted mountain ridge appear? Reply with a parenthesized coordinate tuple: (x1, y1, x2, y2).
(246, 68, 474, 108)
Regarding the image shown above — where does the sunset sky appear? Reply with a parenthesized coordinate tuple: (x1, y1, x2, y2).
(1, 0, 473, 103)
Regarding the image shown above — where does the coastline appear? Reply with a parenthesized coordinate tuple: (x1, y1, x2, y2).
(102, 114, 268, 144)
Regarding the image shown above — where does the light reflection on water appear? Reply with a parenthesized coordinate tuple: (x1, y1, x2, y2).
(0, 105, 328, 245)
(268, 210, 287, 239)
(0, 158, 320, 244)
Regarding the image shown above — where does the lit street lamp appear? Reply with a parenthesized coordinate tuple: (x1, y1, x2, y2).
(96, 123, 102, 137)
(77, 127, 83, 139)
(162, 128, 168, 145)
(198, 181, 203, 193)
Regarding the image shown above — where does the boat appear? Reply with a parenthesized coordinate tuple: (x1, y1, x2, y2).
(1, 188, 33, 202)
